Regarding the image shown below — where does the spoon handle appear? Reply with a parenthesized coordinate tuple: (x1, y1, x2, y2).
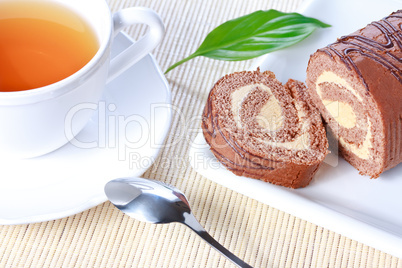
(183, 213, 253, 268)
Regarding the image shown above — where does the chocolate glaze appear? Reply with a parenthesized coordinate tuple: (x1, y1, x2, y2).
(319, 11, 402, 89)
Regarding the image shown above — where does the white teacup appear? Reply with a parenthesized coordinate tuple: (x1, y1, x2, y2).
(0, 0, 165, 159)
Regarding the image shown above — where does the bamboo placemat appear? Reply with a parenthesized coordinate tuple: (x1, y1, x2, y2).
(0, 0, 401, 267)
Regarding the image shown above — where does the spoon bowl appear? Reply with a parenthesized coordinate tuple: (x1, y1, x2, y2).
(105, 178, 190, 224)
(105, 177, 252, 268)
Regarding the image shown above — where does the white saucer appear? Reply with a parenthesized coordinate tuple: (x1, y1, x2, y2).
(0, 32, 172, 225)
(191, 0, 402, 258)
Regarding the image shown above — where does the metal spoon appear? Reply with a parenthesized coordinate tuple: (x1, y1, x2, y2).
(104, 177, 252, 268)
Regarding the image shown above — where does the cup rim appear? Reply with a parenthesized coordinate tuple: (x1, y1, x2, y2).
(0, 0, 113, 106)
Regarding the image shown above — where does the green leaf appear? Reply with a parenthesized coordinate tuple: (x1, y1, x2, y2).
(165, 9, 330, 73)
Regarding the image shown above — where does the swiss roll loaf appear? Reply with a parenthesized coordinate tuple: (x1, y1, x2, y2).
(306, 11, 402, 177)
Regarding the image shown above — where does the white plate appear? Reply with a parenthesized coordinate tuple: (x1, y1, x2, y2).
(190, 0, 402, 258)
(0, 32, 172, 225)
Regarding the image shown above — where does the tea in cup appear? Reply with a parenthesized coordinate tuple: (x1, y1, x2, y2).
(0, 0, 165, 158)
(0, 1, 99, 91)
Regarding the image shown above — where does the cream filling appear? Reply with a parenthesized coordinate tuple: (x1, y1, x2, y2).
(256, 96, 283, 131)
(231, 84, 283, 131)
(316, 71, 361, 129)
(231, 84, 309, 150)
(324, 101, 357, 129)
(316, 71, 363, 101)
(339, 122, 373, 159)
(265, 107, 310, 150)
(316, 71, 373, 159)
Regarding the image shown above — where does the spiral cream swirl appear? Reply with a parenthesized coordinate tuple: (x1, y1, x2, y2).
(315, 71, 372, 159)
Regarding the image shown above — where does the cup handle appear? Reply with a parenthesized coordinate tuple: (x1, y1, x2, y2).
(107, 7, 165, 83)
